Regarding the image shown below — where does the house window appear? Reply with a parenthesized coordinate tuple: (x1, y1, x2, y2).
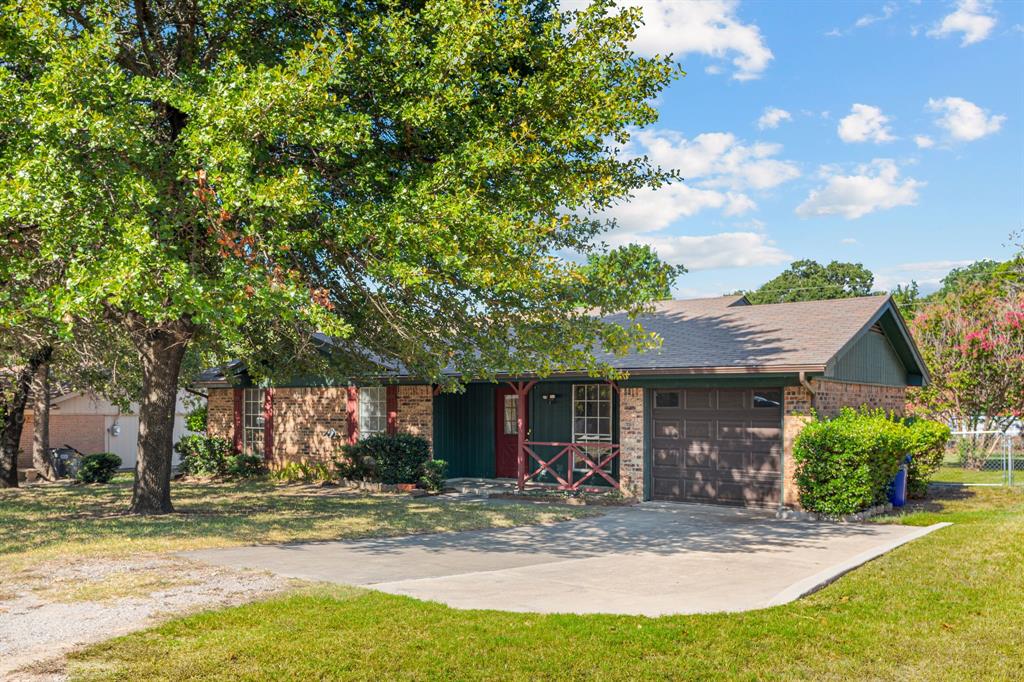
(503, 394, 519, 435)
(572, 384, 612, 472)
(242, 388, 265, 456)
(359, 386, 387, 438)
(753, 390, 782, 409)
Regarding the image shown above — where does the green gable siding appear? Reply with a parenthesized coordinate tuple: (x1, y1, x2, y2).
(432, 383, 495, 478)
(826, 328, 908, 386)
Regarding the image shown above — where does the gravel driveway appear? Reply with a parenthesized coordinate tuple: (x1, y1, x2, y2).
(0, 556, 290, 681)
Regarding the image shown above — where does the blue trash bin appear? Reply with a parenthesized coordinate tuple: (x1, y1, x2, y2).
(889, 455, 910, 507)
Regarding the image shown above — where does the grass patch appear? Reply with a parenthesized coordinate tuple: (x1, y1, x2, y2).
(67, 487, 1024, 681)
(931, 465, 1009, 485)
(35, 569, 200, 604)
(0, 475, 594, 573)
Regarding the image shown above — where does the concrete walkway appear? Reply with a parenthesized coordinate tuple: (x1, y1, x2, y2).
(183, 503, 948, 616)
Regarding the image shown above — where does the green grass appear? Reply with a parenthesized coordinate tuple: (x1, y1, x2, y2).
(931, 465, 1009, 485)
(0, 474, 593, 572)
(67, 487, 1024, 681)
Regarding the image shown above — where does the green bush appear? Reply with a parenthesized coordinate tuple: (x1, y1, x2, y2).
(270, 460, 334, 483)
(341, 433, 431, 485)
(185, 405, 208, 433)
(905, 419, 952, 498)
(77, 452, 121, 483)
(794, 408, 911, 515)
(175, 435, 233, 477)
(419, 459, 448, 492)
(226, 453, 267, 478)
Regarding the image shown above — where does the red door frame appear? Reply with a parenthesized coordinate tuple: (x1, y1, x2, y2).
(494, 385, 522, 478)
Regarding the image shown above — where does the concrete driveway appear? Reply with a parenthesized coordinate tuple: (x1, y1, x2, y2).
(184, 503, 947, 616)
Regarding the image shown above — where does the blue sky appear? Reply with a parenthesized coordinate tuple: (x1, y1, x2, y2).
(598, 0, 1023, 298)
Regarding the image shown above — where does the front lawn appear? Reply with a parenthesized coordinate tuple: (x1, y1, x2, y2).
(0, 475, 593, 572)
(68, 487, 1024, 681)
(931, 465, 1011, 485)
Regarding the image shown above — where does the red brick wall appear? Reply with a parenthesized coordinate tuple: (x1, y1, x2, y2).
(782, 379, 907, 508)
(18, 414, 106, 468)
(618, 387, 644, 498)
(206, 384, 435, 468)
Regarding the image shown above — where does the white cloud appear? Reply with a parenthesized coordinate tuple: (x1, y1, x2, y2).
(757, 107, 792, 130)
(874, 259, 978, 291)
(837, 104, 896, 143)
(610, 230, 791, 270)
(602, 184, 752, 234)
(824, 27, 843, 37)
(928, 0, 997, 46)
(619, 0, 774, 81)
(914, 135, 935, 148)
(796, 159, 923, 220)
(855, 2, 897, 28)
(841, 237, 858, 245)
(927, 96, 1005, 141)
(629, 129, 801, 191)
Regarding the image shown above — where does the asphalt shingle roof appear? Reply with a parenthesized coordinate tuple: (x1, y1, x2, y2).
(594, 294, 892, 371)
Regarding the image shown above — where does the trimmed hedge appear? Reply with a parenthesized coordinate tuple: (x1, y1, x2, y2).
(794, 408, 911, 515)
(905, 419, 952, 498)
(77, 452, 121, 483)
(175, 435, 266, 478)
(340, 433, 432, 485)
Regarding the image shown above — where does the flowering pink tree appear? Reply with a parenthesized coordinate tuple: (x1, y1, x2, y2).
(908, 284, 1024, 466)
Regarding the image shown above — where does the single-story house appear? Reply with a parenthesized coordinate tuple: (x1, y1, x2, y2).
(18, 390, 195, 471)
(197, 294, 928, 508)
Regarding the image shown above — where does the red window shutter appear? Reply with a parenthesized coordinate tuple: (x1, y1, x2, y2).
(386, 385, 398, 435)
(263, 388, 274, 461)
(346, 386, 359, 444)
(232, 388, 243, 454)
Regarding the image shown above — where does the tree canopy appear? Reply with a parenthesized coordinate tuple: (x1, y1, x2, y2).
(0, 0, 682, 511)
(743, 260, 875, 304)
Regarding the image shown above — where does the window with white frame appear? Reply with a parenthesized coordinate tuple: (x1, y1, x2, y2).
(359, 386, 387, 438)
(503, 394, 519, 435)
(242, 388, 265, 456)
(572, 384, 612, 471)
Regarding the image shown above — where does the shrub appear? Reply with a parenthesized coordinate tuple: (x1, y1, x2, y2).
(905, 419, 952, 498)
(794, 408, 911, 515)
(270, 460, 334, 484)
(419, 459, 448, 492)
(185, 405, 208, 433)
(77, 453, 121, 483)
(226, 453, 267, 478)
(341, 433, 430, 485)
(175, 435, 232, 477)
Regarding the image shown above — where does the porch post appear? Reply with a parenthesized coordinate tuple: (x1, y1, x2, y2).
(514, 380, 537, 491)
(516, 382, 526, 491)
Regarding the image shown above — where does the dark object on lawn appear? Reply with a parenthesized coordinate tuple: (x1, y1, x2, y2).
(77, 453, 122, 484)
(49, 445, 84, 479)
(889, 455, 910, 507)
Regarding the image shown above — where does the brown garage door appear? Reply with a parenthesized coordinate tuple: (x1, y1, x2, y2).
(650, 388, 782, 506)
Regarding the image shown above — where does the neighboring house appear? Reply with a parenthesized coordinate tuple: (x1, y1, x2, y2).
(197, 295, 928, 508)
(18, 390, 194, 471)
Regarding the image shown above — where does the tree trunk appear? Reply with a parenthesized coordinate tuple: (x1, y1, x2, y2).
(31, 345, 57, 481)
(129, 324, 192, 515)
(0, 348, 48, 488)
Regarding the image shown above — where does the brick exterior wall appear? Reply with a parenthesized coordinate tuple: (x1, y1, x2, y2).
(206, 384, 434, 468)
(17, 415, 106, 467)
(617, 387, 644, 498)
(782, 379, 907, 508)
(271, 387, 349, 465)
(396, 385, 433, 450)
(206, 388, 234, 444)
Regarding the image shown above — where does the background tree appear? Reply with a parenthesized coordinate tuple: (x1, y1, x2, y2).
(0, 1, 681, 512)
(743, 260, 875, 304)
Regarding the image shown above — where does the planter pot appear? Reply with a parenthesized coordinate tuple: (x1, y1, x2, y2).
(396, 483, 417, 492)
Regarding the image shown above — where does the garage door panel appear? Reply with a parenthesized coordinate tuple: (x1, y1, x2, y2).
(650, 388, 781, 507)
(684, 419, 713, 438)
(653, 420, 681, 439)
(684, 389, 714, 409)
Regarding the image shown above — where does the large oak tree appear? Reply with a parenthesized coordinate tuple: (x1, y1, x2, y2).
(0, 1, 682, 512)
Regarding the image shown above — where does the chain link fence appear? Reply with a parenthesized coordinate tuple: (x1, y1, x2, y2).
(933, 431, 1022, 486)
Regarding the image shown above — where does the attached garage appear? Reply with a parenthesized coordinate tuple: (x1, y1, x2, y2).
(650, 387, 782, 506)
